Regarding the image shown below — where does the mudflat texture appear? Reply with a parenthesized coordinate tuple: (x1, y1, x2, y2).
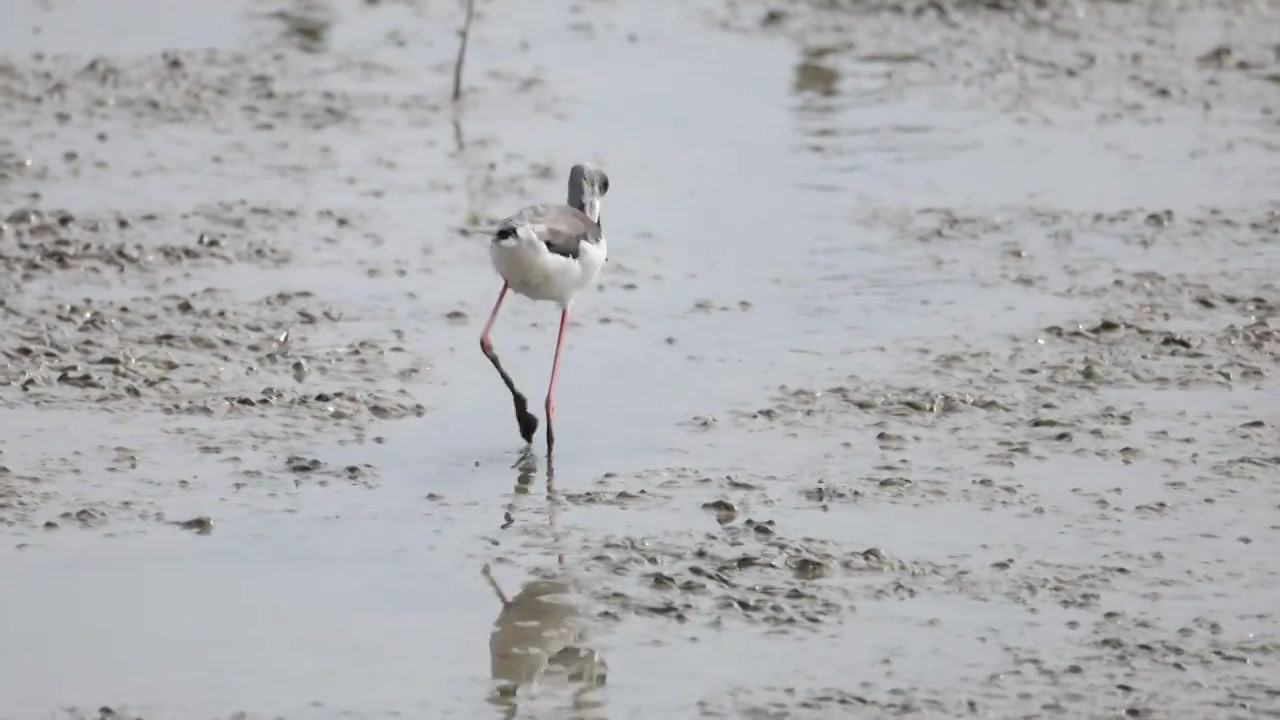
(1, 0, 1278, 718)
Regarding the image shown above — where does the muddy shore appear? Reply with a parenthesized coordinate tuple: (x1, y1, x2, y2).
(2, 0, 1278, 718)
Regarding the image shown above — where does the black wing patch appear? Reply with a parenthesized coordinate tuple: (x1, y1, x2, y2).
(493, 204, 599, 262)
(544, 240, 580, 260)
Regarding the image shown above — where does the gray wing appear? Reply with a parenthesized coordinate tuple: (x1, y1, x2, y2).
(496, 203, 601, 260)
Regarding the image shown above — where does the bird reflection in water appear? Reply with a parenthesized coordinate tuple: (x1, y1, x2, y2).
(482, 456, 608, 718)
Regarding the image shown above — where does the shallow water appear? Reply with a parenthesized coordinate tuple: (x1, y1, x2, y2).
(2, 0, 1279, 718)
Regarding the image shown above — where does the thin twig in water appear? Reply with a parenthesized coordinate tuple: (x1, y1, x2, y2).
(451, 0, 476, 102)
(451, 108, 465, 152)
(482, 564, 510, 606)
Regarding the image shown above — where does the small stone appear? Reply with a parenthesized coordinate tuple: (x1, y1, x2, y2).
(176, 516, 213, 534)
(650, 572, 677, 589)
(701, 499, 738, 525)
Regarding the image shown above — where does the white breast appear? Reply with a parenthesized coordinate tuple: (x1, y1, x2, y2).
(490, 233, 607, 307)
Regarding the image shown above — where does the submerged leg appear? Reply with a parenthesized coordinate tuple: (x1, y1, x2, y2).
(479, 283, 539, 444)
(544, 308, 570, 456)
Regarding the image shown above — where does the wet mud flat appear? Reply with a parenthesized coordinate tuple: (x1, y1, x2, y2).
(2, 0, 1279, 718)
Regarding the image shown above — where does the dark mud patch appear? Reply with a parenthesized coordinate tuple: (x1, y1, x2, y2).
(573, 524, 932, 628)
(282, 454, 379, 488)
(0, 49, 414, 130)
(0, 203, 300, 288)
(695, 213, 1280, 716)
(2, 289, 427, 418)
(735, 0, 1280, 119)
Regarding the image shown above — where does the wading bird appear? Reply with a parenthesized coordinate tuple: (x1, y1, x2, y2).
(479, 164, 610, 456)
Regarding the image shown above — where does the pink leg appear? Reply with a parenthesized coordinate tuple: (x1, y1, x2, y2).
(479, 283, 508, 352)
(544, 308, 569, 456)
(480, 283, 539, 444)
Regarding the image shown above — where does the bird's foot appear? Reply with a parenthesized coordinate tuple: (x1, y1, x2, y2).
(515, 406, 539, 444)
(511, 444, 537, 472)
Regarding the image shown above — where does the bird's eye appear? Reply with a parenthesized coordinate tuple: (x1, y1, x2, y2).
(599, 176, 610, 194)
